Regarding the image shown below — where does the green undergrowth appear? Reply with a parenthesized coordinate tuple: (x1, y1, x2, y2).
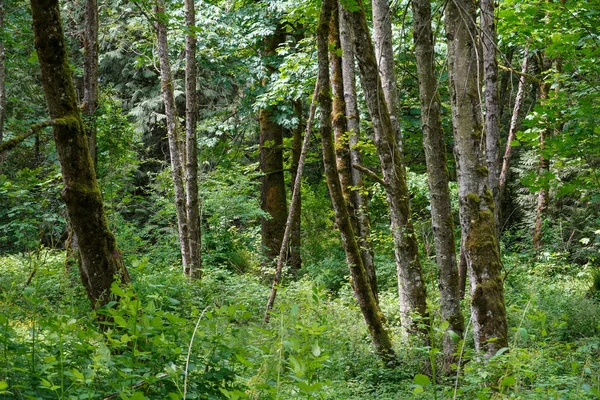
(0, 250, 598, 399)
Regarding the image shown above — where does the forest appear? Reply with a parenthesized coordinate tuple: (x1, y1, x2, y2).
(0, 0, 599, 398)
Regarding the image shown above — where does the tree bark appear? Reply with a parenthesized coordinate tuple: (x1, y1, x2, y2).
(319, 0, 396, 364)
(264, 83, 318, 322)
(184, 0, 202, 278)
(339, 3, 377, 300)
(445, 0, 508, 357)
(481, 0, 501, 229)
(371, 0, 401, 144)
(499, 50, 529, 200)
(347, 0, 428, 332)
(533, 77, 551, 252)
(259, 28, 287, 265)
(83, 0, 98, 168)
(154, 1, 191, 272)
(31, 0, 130, 308)
(288, 100, 303, 272)
(0, 0, 6, 170)
(412, 0, 463, 367)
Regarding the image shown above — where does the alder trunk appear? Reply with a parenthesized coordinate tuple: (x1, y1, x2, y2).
(83, 0, 98, 167)
(184, 0, 202, 278)
(154, 1, 191, 272)
(319, 0, 395, 364)
(339, 4, 377, 299)
(31, 0, 130, 308)
(348, 0, 428, 331)
(259, 29, 287, 264)
(412, 0, 463, 366)
(481, 0, 501, 228)
(371, 0, 401, 144)
(0, 0, 6, 170)
(445, 0, 508, 357)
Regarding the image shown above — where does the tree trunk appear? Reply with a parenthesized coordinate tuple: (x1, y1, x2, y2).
(412, 0, 463, 367)
(83, 0, 98, 168)
(339, 4, 377, 300)
(499, 50, 529, 200)
(288, 100, 303, 272)
(31, 0, 130, 308)
(347, 0, 428, 332)
(0, 0, 6, 170)
(481, 0, 501, 229)
(154, 1, 191, 272)
(259, 28, 287, 265)
(445, 0, 508, 357)
(319, 0, 395, 364)
(371, 0, 401, 144)
(533, 77, 551, 252)
(184, 0, 202, 278)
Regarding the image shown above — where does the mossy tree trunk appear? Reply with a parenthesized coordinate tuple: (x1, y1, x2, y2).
(318, 0, 395, 364)
(347, 0, 428, 332)
(0, 0, 6, 170)
(31, 0, 131, 308)
(339, 5, 377, 298)
(445, 0, 508, 357)
(259, 27, 287, 265)
(481, 0, 501, 229)
(412, 0, 463, 367)
(184, 0, 202, 278)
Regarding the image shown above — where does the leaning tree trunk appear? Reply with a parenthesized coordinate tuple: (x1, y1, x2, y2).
(184, 0, 202, 278)
(347, 0, 428, 332)
(83, 0, 98, 168)
(371, 0, 401, 144)
(445, 0, 508, 357)
(412, 0, 463, 367)
(31, 0, 131, 308)
(339, 3, 378, 300)
(288, 100, 303, 273)
(319, 0, 396, 364)
(481, 0, 501, 229)
(259, 28, 287, 265)
(0, 0, 6, 170)
(154, 0, 191, 272)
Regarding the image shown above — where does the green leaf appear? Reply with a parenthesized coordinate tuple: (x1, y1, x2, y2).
(518, 327, 528, 341)
(414, 374, 431, 387)
(113, 315, 128, 327)
(501, 375, 516, 387)
(311, 341, 321, 357)
(0, 381, 7, 390)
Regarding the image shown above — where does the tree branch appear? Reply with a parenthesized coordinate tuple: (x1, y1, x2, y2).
(351, 163, 387, 187)
(498, 64, 541, 84)
(0, 119, 67, 154)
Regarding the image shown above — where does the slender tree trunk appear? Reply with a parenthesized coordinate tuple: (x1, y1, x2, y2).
(481, 0, 501, 228)
(154, 1, 191, 272)
(319, 0, 396, 364)
(264, 83, 318, 322)
(412, 0, 463, 367)
(347, 0, 428, 331)
(83, 0, 98, 168)
(288, 100, 303, 272)
(445, 0, 508, 357)
(259, 29, 287, 265)
(184, 0, 201, 278)
(499, 50, 529, 200)
(533, 77, 551, 252)
(0, 0, 6, 170)
(371, 0, 401, 144)
(31, 0, 130, 308)
(339, 4, 377, 300)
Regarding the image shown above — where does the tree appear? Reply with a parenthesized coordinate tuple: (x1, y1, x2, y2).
(412, 0, 463, 366)
(184, 0, 202, 278)
(0, 0, 6, 170)
(318, 0, 395, 363)
(445, 0, 508, 357)
(30, 0, 131, 308)
(82, 0, 99, 167)
(347, 0, 428, 331)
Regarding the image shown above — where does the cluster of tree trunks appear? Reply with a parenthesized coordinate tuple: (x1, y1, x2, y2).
(154, 0, 202, 278)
